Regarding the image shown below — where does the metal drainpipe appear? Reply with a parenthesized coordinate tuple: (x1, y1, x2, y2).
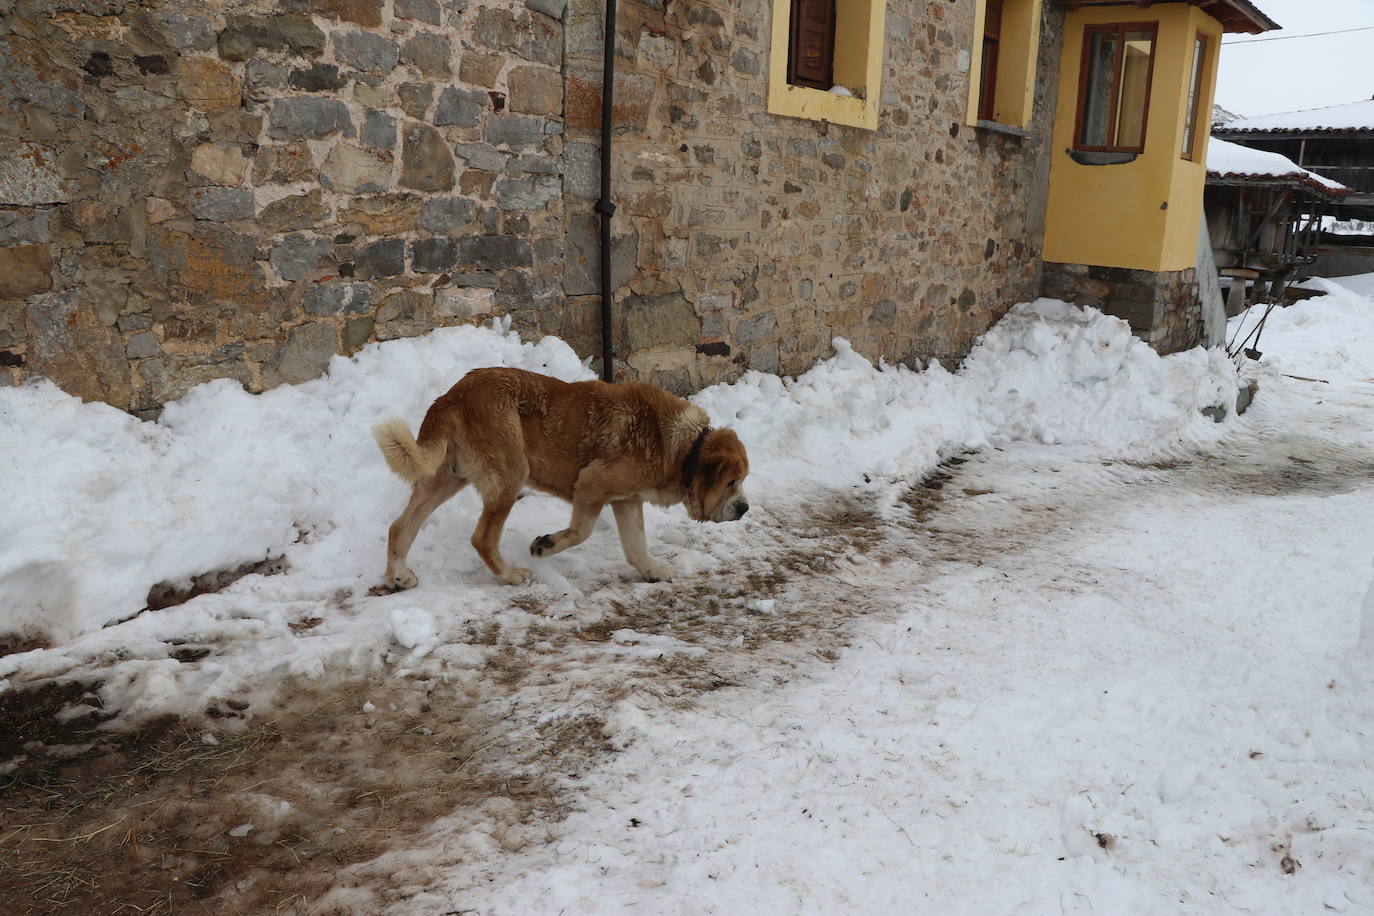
(596, 0, 619, 382)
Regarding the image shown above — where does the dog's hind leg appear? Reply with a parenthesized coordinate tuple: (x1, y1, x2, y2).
(611, 500, 673, 582)
(384, 469, 467, 590)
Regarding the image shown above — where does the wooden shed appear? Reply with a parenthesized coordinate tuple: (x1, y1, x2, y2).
(1205, 138, 1352, 312)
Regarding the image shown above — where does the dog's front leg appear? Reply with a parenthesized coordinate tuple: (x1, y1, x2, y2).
(611, 500, 672, 582)
(530, 490, 605, 559)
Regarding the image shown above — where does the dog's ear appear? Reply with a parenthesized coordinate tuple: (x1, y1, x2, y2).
(699, 458, 723, 488)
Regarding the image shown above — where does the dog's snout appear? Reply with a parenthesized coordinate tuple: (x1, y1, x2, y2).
(735, 500, 749, 518)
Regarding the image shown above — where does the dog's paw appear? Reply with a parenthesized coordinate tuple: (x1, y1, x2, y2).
(499, 565, 533, 586)
(529, 533, 557, 557)
(637, 562, 674, 583)
(385, 568, 418, 590)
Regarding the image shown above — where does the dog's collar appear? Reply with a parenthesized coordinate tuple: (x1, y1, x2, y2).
(681, 426, 712, 490)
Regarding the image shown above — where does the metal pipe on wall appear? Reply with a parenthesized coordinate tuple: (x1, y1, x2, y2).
(596, 0, 619, 382)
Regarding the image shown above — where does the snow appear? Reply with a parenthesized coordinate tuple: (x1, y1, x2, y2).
(363, 284, 1374, 916)
(1222, 97, 1374, 134)
(7, 285, 1374, 913)
(389, 607, 438, 660)
(1207, 137, 1349, 193)
(1320, 216, 1374, 238)
(0, 301, 1237, 656)
(0, 320, 588, 641)
(1231, 272, 1374, 379)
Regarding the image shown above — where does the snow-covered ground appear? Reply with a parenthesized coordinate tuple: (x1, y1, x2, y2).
(4, 285, 1374, 913)
(1236, 271, 1374, 379)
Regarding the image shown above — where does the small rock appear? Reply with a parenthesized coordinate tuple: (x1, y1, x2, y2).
(361, 110, 396, 150)
(459, 236, 532, 270)
(320, 143, 392, 194)
(268, 98, 353, 140)
(288, 63, 346, 92)
(395, 0, 442, 24)
(420, 197, 476, 231)
(190, 187, 254, 221)
(410, 238, 456, 272)
(434, 86, 486, 127)
(0, 245, 53, 298)
(333, 30, 400, 73)
(269, 234, 333, 282)
(400, 33, 452, 78)
(355, 239, 406, 278)
(400, 122, 454, 192)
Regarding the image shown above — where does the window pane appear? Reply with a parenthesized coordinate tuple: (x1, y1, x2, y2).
(1081, 32, 1117, 148)
(1113, 31, 1153, 148)
(1182, 36, 1205, 157)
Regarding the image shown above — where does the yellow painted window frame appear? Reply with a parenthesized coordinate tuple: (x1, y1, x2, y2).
(767, 0, 886, 130)
(965, 0, 1042, 128)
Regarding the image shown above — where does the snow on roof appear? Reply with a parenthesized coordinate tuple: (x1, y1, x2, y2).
(1206, 137, 1351, 197)
(1219, 98, 1374, 135)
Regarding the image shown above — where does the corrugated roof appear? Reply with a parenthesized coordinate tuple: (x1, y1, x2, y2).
(1206, 138, 1352, 197)
(1217, 98, 1374, 135)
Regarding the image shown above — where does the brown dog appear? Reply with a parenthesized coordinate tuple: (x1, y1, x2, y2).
(373, 367, 751, 588)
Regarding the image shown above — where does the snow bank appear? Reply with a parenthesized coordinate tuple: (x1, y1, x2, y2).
(1, 301, 1239, 645)
(0, 321, 589, 643)
(1231, 274, 1374, 379)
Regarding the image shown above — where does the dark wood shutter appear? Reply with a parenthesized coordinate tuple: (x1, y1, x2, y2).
(977, 0, 1003, 122)
(788, 0, 836, 90)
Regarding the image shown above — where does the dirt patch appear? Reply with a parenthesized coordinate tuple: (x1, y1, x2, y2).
(144, 554, 289, 612)
(0, 680, 111, 768)
(0, 634, 51, 659)
(0, 470, 971, 912)
(0, 674, 585, 915)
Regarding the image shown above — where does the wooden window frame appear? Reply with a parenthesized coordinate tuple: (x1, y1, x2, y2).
(1072, 21, 1159, 154)
(787, 0, 836, 90)
(977, 0, 1004, 122)
(1181, 32, 1209, 161)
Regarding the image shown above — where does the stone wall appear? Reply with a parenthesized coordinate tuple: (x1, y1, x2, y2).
(1041, 262, 1204, 354)
(3, 0, 1064, 411)
(1312, 245, 1374, 281)
(1, 0, 566, 415)
(561, 0, 1064, 392)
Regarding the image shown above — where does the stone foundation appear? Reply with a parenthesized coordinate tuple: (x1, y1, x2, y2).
(1040, 262, 1204, 354)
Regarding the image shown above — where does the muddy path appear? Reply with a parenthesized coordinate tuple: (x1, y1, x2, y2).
(8, 379, 1370, 914)
(0, 468, 954, 914)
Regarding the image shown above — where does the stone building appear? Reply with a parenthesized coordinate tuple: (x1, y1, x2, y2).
(0, 0, 1274, 415)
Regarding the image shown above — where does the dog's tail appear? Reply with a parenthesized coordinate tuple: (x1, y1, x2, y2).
(373, 417, 447, 483)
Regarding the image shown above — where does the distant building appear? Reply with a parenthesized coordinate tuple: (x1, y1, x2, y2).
(1204, 138, 1352, 312)
(1214, 98, 1374, 276)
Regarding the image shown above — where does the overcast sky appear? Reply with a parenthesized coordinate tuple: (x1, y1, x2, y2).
(1214, 0, 1374, 117)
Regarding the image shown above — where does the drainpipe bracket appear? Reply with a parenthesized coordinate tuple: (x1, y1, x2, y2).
(595, 199, 617, 217)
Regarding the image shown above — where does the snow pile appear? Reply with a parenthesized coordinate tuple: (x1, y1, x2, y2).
(698, 299, 1236, 493)
(1, 301, 1239, 647)
(389, 607, 438, 660)
(1230, 272, 1374, 379)
(0, 321, 589, 642)
(960, 299, 1238, 448)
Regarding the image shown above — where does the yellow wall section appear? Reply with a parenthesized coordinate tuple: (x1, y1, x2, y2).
(767, 0, 886, 130)
(1042, 5, 1223, 272)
